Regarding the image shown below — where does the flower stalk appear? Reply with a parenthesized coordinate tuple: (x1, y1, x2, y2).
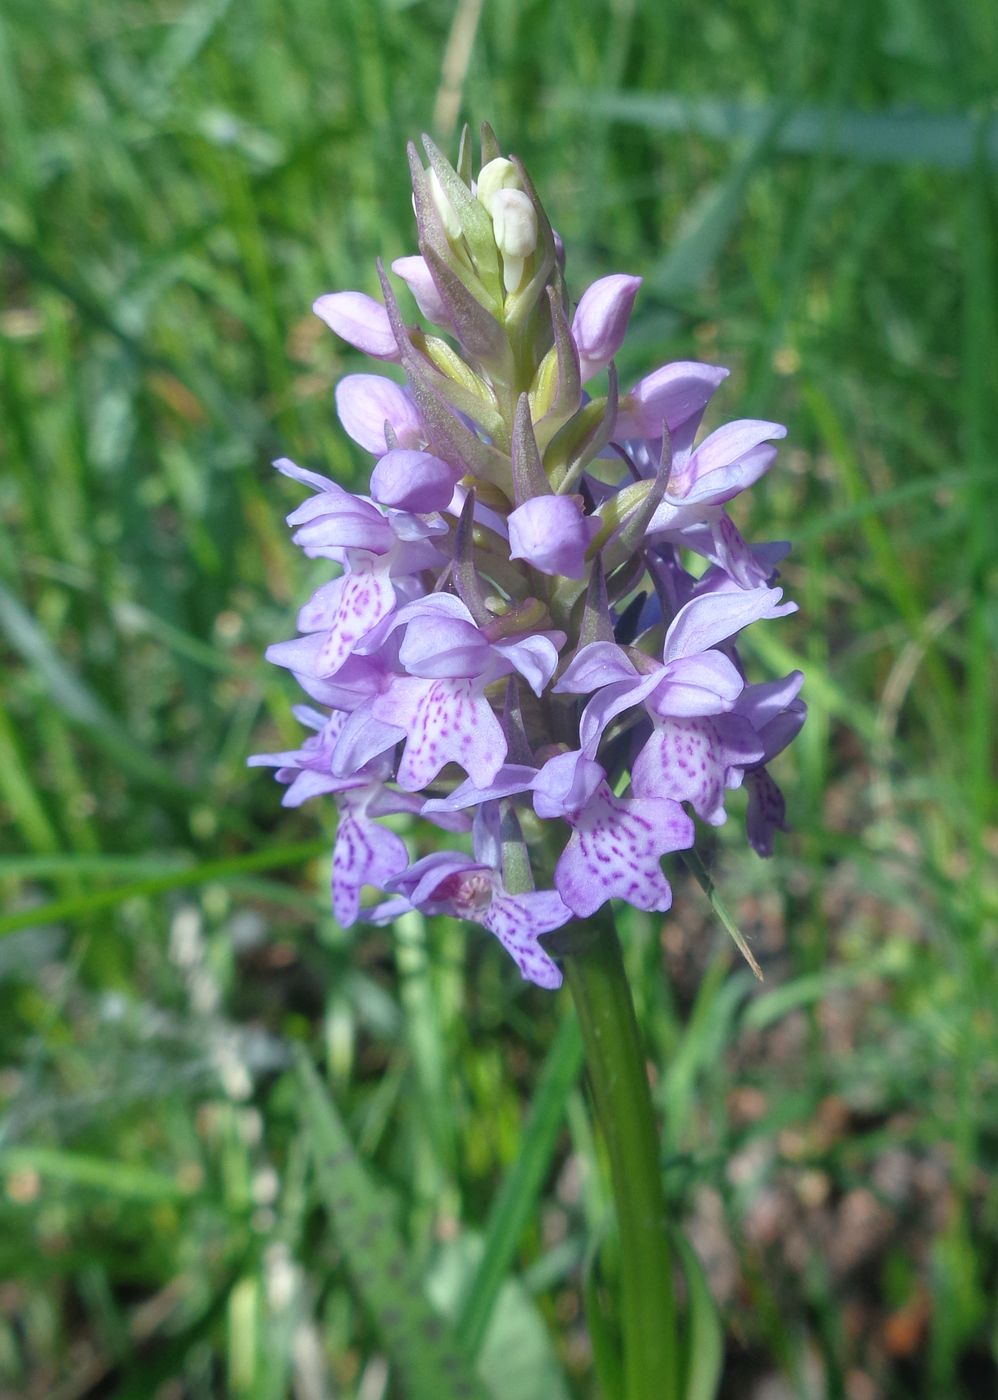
(556, 912, 678, 1400)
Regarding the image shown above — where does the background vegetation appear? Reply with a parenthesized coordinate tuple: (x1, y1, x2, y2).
(1, 0, 996, 1395)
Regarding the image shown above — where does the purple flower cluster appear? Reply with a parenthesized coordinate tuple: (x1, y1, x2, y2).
(252, 128, 805, 990)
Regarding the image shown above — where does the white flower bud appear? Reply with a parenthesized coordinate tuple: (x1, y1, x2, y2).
(491, 187, 537, 293)
(476, 157, 521, 215)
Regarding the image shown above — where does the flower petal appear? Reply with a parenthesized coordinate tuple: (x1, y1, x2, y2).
(508, 495, 600, 579)
(332, 798, 409, 926)
(391, 255, 453, 327)
(369, 448, 460, 513)
(554, 786, 694, 916)
(615, 361, 729, 442)
(650, 650, 745, 718)
(669, 419, 785, 501)
(312, 570, 397, 678)
(745, 768, 788, 856)
(484, 891, 569, 988)
(663, 587, 795, 662)
(313, 291, 400, 361)
(571, 274, 642, 383)
(531, 750, 604, 819)
(334, 374, 423, 455)
(554, 641, 640, 694)
(372, 677, 508, 789)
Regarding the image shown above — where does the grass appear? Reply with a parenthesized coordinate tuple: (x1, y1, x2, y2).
(1, 0, 996, 1395)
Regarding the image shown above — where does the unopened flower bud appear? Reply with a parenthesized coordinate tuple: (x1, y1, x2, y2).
(571, 275, 642, 382)
(491, 188, 537, 294)
(508, 495, 600, 579)
(476, 157, 521, 215)
(369, 448, 459, 512)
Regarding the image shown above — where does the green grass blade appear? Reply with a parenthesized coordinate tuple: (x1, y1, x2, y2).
(0, 1146, 200, 1201)
(0, 840, 328, 937)
(673, 1231, 723, 1400)
(294, 1050, 493, 1400)
(651, 102, 788, 298)
(456, 1009, 584, 1357)
(0, 582, 191, 797)
(551, 89, 998, 170)
(682, 849, 763, 980)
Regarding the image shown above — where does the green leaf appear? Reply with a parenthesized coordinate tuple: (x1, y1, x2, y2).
(0, 840, 328, 938)
(294, 1050, 492, 1400)
(550, 89, 998, 171)
(673, 1232, 724, 1400)
(682, 849, 763, 980)
(457, 1010, 584, 1357)
(429, 1236, 571, 1400)
(0, 581, 190, 798)
(0, 1146, 201, 1202)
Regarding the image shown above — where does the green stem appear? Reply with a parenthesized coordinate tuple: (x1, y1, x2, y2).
(561, 911, 678, 1400)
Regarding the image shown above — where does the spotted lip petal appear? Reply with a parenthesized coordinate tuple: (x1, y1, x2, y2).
(333, 792, 410, 926)
(385, 853, 569, 988)
(372, 676, 508, 790)
(553, 784, 694, 917)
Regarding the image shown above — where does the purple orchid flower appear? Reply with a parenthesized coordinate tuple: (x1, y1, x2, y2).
(252, 129, 805, 985)
(380, 811, 571, 988)
(370, 595, 565, 790)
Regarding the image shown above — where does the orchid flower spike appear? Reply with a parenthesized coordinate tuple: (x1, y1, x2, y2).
(252, 125, 805, 988)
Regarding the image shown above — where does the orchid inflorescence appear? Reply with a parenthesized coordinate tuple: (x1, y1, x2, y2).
(251, 125, 805, 991)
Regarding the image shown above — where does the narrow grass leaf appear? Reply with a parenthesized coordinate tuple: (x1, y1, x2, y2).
(551, 90, 998, 170)
(0, 1146, 200, 1201)
(673, 1231, 723, 1400)
(457, 1009, 584, 1357)
(0, 582, 190, 797)
(682, 849, 763, 980)
(0, 840, 329, 938)
(652, 103, 788, 298)
(295, 1050, 492, 1400)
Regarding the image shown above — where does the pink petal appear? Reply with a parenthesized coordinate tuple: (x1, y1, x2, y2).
(372, 677, 508, 790)
(391, 255, 452, 327)
(554, 787, 693, 916)
(313, 291, 400, 361)
(615, 361, 729, 440)
(334, 374, 423, 455)
(484, 892, 569, 989)
(369, 448, 460, 512)
(332, 801, 409, 926)
(555, 642, 641, 694)
(650, 650, 744, 718)
(571, 274, 642, 382)
(663, 587, 795, 662)
(314, 570, 397, 677)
